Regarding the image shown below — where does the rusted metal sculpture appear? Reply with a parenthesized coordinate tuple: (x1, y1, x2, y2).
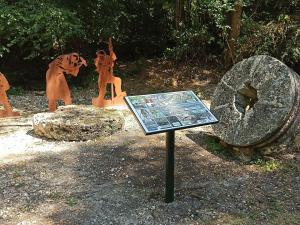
(0, 72, 20, 117)
(46, 53, 87, 111)
(92, 38, 127, 107)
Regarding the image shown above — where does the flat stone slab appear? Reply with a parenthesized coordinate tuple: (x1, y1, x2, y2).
(211, 55, 300, 147)
(33, 105, 124, 141)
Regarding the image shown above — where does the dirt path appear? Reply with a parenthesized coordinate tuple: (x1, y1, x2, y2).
(0, 61, 300, 225)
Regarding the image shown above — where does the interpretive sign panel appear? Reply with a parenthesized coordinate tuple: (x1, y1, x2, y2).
(125, 91, 218, 135)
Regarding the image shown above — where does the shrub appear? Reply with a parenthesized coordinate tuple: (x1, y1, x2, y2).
(237, 15, 300, 66)
(0, 0, 85, 60)
(164, 0, 237, 62)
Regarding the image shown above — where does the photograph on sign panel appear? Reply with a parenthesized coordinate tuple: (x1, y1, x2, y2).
(136, 108, 159, 132)
(155, 117, 172, 129)
(166, 116, 182, 127)
(149, 108, 165, 118)
(129, 97, 145, 108)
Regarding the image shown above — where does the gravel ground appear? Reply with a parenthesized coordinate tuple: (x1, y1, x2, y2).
(1, 60, 300, 225)
(0, 90, 299, 225)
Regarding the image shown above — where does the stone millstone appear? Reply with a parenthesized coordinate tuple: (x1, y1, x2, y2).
(211, 55, 300, 148)
(33, 105, 124, 141)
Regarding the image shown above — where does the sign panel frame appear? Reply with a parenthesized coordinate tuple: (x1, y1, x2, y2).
(125, 90, 218, 135)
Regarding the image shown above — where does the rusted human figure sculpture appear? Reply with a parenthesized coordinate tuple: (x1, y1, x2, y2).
(46, 53, 87, 111)
(0, 72, 20, 117)
(92, 38, 126, 107)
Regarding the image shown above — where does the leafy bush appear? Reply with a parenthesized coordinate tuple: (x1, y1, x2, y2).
(237, 15, 300, 66)
(0, 0, 85, 60)
(164, 0, 237, 62)
(0, 0, 299, 84)
(164, 27, 214, 62)
(165, 0, 300, 67)
(0, 0, 171, 61)
(0, 0, 172, 84)
(76, 0, 171, 58)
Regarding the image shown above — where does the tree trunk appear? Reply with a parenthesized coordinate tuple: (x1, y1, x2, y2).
(175, 0, 185, 30)
(224, 2, 243, 68)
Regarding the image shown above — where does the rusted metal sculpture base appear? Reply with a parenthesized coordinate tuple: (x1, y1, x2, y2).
(92, 38, 127, 108)
(0, 110, 20, 117)
(46, 53, 87, 112)
(0, 72, 20, 117)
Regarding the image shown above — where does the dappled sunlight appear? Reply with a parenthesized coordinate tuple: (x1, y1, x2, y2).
(0, 55, 298, 225)
(0, 122, 299, 224)
(122, 59, 221, 98)
(0, 129, 82, 163)
(0, 0, 298, 223)
(0, 97, 299, 224)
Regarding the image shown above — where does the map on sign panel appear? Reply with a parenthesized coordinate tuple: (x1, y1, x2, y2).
(125, 91, 218, 135)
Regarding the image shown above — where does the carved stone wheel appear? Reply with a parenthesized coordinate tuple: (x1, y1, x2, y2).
(211, 55, 300, 148)
(33, 105, 124, 141)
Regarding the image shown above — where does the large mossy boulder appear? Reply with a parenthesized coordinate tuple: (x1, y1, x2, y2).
(33, 105, 124, 141)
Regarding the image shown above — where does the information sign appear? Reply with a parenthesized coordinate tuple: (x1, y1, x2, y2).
(125, 91, 218, 135)
(125, 91, 218, 203)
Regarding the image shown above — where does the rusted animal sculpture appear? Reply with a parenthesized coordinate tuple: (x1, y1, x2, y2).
(0, 72, 20, 117)
(92, 38, 126, 107)
(46, 53, 87, 111)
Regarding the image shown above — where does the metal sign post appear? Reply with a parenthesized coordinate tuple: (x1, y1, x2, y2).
(125, 91, 218, 203)
(165, 130, 175, 203)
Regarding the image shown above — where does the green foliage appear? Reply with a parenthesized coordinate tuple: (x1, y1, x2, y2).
(0, 0, 85, 60)
(238, 15, 300, 66)
(0, 0, 171, 61)
(251, 157, 300, 173)
(0, 0, 299, 83)
(84, 0, 171, 57)
(240, 0, 300, 66)
(251, 0, 300, 20)
(165, 0, 300, 66)
(49, 191, 62, 200)
(262, 160, 281, 172)
(0, 0, 172, 84)
(165, 0, 238, 62)
(65, 196, 79, 206)
(165, 27, 214, 61)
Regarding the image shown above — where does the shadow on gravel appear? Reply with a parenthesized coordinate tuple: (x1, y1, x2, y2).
(185, 130, 235, 161)
(26, 129, 63, 142)
(0, 135, 299, 224)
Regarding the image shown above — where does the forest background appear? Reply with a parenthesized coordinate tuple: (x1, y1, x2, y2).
(0, 0, 299, 88)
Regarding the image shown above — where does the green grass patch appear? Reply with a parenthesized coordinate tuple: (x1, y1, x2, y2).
(251, 157, 299, 173)
(49, 191, 62, 200)
(262, 160, 282, 172)
(65, 196, 79, 207)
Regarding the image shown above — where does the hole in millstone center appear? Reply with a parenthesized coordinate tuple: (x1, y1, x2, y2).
(234, 82, 258, 115)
